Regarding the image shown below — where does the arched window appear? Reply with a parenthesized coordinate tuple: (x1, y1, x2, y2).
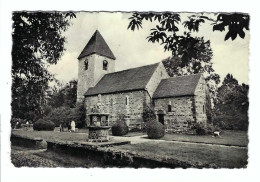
(103, 60, 108, 70)
(84, 59, 88, 70)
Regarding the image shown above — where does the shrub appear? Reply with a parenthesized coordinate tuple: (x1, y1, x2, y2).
(44, 106, 71, 127)
(111, 120, 129, 136)
(191, 123, 207, 135)
(11, 118, 26, 129)
(44, 105, 86, 128)
(33, 119, 55, 131)
(143, 105, 156, 123)
(146, 121, 165, 139)
(213, 114, 248, 131)
(191, 123, 221, 135)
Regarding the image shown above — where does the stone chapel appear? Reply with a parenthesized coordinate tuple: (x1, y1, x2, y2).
(77, 30, 210, 132)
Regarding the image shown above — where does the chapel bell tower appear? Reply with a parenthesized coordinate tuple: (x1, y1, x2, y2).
(77, 30, 116, 103)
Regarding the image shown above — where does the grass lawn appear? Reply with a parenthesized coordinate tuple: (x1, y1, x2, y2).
(11, 129, 248, 168)
(111, 141, 248, 168)
(12, 129, 88, 143)
(162, 130, 248, 147)
(11, 146, 106, 168)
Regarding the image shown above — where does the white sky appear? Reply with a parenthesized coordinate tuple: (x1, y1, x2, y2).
(48, 12, 249, 85)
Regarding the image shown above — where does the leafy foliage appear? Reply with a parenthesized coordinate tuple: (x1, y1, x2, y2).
(183, 13, 249, 40)
(192, 123, 207, 135)
(146, 121, 165, 139)
(191, 123, 220, 135)
(33, 119, 55, 131)
(213, 74, 249, 130)
(128, 12, 222, 102)
(213, 13, 249, 40)
(11, 12, 75, 121)
(44, 107, 71, 126)
(11, 118, 27, 129)
(44, 104, 85, 128)
(47, 80, 77, 108)
(143, 104, 156, 123)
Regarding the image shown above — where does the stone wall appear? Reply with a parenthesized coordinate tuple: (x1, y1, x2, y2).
(77, 54, 115, 103)
(85, 90, 151, 129)
(194, 76, 207, 124)
(146, 62, 169, 97)
(154, 96, 196, 132)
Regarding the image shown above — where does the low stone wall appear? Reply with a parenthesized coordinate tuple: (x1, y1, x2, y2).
(46, 141, 192, 168)
(11, 134, 47, 149)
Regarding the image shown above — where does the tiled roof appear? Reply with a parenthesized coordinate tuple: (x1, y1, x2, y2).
(153, 74, 202, 98)
(84, 63, 160, 96)
(78, 30, 116, 60)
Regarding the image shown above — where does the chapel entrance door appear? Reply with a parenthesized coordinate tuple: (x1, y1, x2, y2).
(158, 114, 164, 125)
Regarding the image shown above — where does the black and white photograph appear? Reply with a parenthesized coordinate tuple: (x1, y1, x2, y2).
(9, 11, 249, 168)
(1, 1, 260, 182)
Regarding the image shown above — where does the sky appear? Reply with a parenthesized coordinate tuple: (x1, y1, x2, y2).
(48, 12, 249, 85)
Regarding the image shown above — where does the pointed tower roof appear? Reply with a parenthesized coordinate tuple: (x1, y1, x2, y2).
(78, 30, 116, 60)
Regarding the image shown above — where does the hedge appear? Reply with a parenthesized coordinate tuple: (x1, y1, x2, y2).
(33, 119, 55, 131)
(111, 120, 129, 136)
(146, 121, 165, 139)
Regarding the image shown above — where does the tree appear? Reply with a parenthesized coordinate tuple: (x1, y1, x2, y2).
(44, 103, 85, 128)
(127, 12, 224, 101)
(47, 80, 77, 108)
(11, 12, 76, 121)
(214, 74, 249, 130)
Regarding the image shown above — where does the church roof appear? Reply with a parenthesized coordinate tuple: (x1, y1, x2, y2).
(78, 30, 116, 60)
(153, 74, 202, 99)
(84, 63, 160, 96)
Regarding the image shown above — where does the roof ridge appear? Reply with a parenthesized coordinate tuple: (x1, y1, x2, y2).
(153, 73, 203, 99)
(104, 62, 160, 75)
(161, 73, 202, 81)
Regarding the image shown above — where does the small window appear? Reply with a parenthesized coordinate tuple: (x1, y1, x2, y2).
(203, 105, 205, 113)
(168, 105, 172, 112)
(126, 96, 129, 105)
(110, 98, 113, 106)
(103, 60, 108, 70)
(84, 59, 88, 70)
(161, 71, 163, 77)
